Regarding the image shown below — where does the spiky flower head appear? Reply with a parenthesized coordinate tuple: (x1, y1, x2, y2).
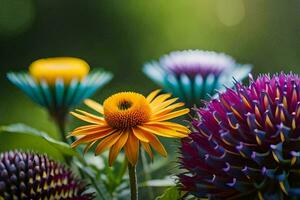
(143, 50, 251, 107)
(179, 73, 300, 199)
(0, 151, 94, 200)
(7, 57, 112, 123)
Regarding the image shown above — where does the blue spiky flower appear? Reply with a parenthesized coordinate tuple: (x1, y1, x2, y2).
(7, 57, 112, 125)
(143, 50, 251, 107)
(179, 73, 300, 199)
(0, 151, 94, 199)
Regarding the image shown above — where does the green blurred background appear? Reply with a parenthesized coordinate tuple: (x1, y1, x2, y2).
(0, 0, 299, 153)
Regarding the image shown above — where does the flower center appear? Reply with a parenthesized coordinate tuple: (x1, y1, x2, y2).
(118, 100, 132, 110)
(29, 57, 90, 85)
(103, 92, 151, 129)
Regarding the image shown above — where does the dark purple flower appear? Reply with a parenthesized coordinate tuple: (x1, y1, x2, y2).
(179, 73, 300, 199)
(0, 151, 94, 200)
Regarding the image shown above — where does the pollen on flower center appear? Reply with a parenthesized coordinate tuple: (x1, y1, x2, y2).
(103, 92, 151, 129)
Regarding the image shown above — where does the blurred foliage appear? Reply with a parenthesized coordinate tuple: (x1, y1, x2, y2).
(0, 0, 300, 199)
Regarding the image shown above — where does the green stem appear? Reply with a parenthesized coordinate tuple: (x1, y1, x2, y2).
(128, 163, 138, 200)
(52, 112, 72, 165)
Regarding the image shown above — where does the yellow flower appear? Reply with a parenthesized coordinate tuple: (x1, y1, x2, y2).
(70, 90, 190, 166)
(29, 57, 90, 84)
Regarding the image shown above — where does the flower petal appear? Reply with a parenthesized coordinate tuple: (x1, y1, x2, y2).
(145, 121, 189, 133)
(151, 108, 190, 121)
(84, 99, 104, 114)
(108, 130, 129, 166)
(152, 102, 185, 117)
(151, 97, 178, 113)
(71, 129, 116, 148)
(135, 128, 167, 157)
(70, 125, 112, 137)
(70, 111, 103, 124)
(146, 89, 161, 103)
(124, 131, 139, 166)
(132, 127, 149, 142)
(75, 109, 105, 122)
(141, 142, 153, 160)
(95, 131, 122, 155)
(83, 140, 97, 154)
(150, 94, 172, 107)
(138, 125, 187, 138)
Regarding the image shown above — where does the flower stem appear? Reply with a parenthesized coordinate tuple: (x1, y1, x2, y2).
(128, 163, 138, 200)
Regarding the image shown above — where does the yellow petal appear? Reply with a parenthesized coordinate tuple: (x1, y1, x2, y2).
(132, 127, 149, 142)
(84, 99, 104, 114)
(124, 131, 139, 166)
(71, 129, 116, 148)
(75, 109, 105, 122)
(151, 97, 178, 113)
(135, 128, 167, 157)
(141, 142, 153, 160)
(95, 131, 122, 155)
(70, 111, 102, 124)
(70, 125, 111, 137)
(138, 125, 187, 138)
(150, 94, 172, 107)
(146, 89, 161, 103)
(145, 121, 189, 133)
(108, 131, 129, 166)
(72, 124, 100, 132)
(152, 102, 185, 117)
(151, 108, 190, 121)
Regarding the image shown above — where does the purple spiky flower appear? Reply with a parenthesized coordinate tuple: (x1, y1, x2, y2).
(179, 73, 300, 199)
(0, 151, 94, 200)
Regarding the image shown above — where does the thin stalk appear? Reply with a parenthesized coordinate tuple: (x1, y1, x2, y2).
(52, 112, 72, 165)
(128, 163, 138, 200)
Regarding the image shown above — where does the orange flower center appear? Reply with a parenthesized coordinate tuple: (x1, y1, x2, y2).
(103, 92, 151, 129)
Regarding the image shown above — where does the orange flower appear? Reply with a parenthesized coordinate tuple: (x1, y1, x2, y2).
(70, 90, 190, 166)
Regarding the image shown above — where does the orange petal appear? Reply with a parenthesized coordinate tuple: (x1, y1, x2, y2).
(71, 129, 116, 148)
(72, 124, 100, 132)
(75, 109, 105, 122)
(141, 142, 153, 160)
(135, 128, 167, 157)
(150, 108, 189, 121)
(70, 111, 102, 124)
(70, 125, 112, 137)
(84, 99, 104, 114)
(83, 140, 97, 154)
(146, 89, 161, 103)
(95, 131, 122, 155)
(108, 131, 129, 166)
(132, 127, 149, 142)
(124, 131, 139, 166)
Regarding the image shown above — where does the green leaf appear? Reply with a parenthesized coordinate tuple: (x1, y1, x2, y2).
(0, 123, 82, 162)
(155, 186, 181, 200)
